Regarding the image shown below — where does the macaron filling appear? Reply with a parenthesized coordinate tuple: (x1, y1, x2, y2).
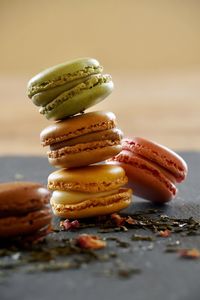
(49, 128, 123, 151)
(28, 65, 103, 97)
(39, 74, 112, 115)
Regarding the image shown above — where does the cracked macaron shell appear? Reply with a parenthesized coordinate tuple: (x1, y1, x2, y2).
(27, 57, 103, 106)
(48, 165, 128, 193)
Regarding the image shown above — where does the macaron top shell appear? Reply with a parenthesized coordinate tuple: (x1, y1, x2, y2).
(0, 182, 51, 215)
(27, 57, 102, 99)
(48, 165, 128, 193)
(123, 138, 188, 182)
(40, 111, 117, 146)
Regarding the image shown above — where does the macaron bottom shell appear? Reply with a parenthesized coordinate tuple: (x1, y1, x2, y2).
(110, 161, 176, 203)
(40, 79, 114, 121)
(50, 188, 132, 219)
(48, 143, 122, 168)
(0, 207, 52, 238)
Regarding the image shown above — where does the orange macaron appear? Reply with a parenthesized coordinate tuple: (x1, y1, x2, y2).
(0, 182, 52, 238)
(108, 137, 188, 203)
(40, 111, 123, 168)
(48, 164, 132, 219)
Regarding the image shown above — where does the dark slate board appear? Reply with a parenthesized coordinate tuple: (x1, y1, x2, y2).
(0, 153, 200, 300)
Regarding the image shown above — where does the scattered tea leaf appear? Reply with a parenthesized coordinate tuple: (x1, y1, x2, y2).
(106, 237, 130, 248)
(28, 261, 80, 272)
(132, 234, 155, 242)
(117, 267, 141, 278)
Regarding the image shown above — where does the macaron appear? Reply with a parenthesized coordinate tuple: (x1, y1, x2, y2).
(48, 164, 132, 219)
(0, 182, 52, 238)
(40, 111, 123, 168)
(107, 137, 188, 203)
(27, 58, 113, 120)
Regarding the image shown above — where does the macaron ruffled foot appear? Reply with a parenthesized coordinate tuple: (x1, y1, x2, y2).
(48, 165, 132, 219)
(107, 137, 188, 203)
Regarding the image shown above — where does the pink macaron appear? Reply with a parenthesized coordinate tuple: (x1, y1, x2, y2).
(107, 137, 188, 203)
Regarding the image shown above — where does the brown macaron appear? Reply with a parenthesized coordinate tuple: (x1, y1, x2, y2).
(0, 182, 52, 238)
(40, 111, 123, 168)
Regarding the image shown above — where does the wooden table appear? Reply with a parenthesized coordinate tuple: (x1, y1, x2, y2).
(1, 69, 200, 155)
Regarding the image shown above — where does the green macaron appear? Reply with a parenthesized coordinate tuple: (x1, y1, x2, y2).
(27, 58, 114, 121)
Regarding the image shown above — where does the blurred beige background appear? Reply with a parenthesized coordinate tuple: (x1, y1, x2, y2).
(0, 0, 200, 155)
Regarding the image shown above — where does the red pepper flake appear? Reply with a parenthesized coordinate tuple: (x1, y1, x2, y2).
(125, 216, 138, 225)
(179, 248, 200, 259)
(158, 229, 171, 237)
(60, 219, 80, 231)
(75, 234, 106, 250)
(111, 213, 126, 227)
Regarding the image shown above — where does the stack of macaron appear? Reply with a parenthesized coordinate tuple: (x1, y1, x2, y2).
(27, 58, 132, 219)
(0, 182, 51, 239)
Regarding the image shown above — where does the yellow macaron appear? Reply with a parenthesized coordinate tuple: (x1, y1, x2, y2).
(48, 164, 132, 219)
